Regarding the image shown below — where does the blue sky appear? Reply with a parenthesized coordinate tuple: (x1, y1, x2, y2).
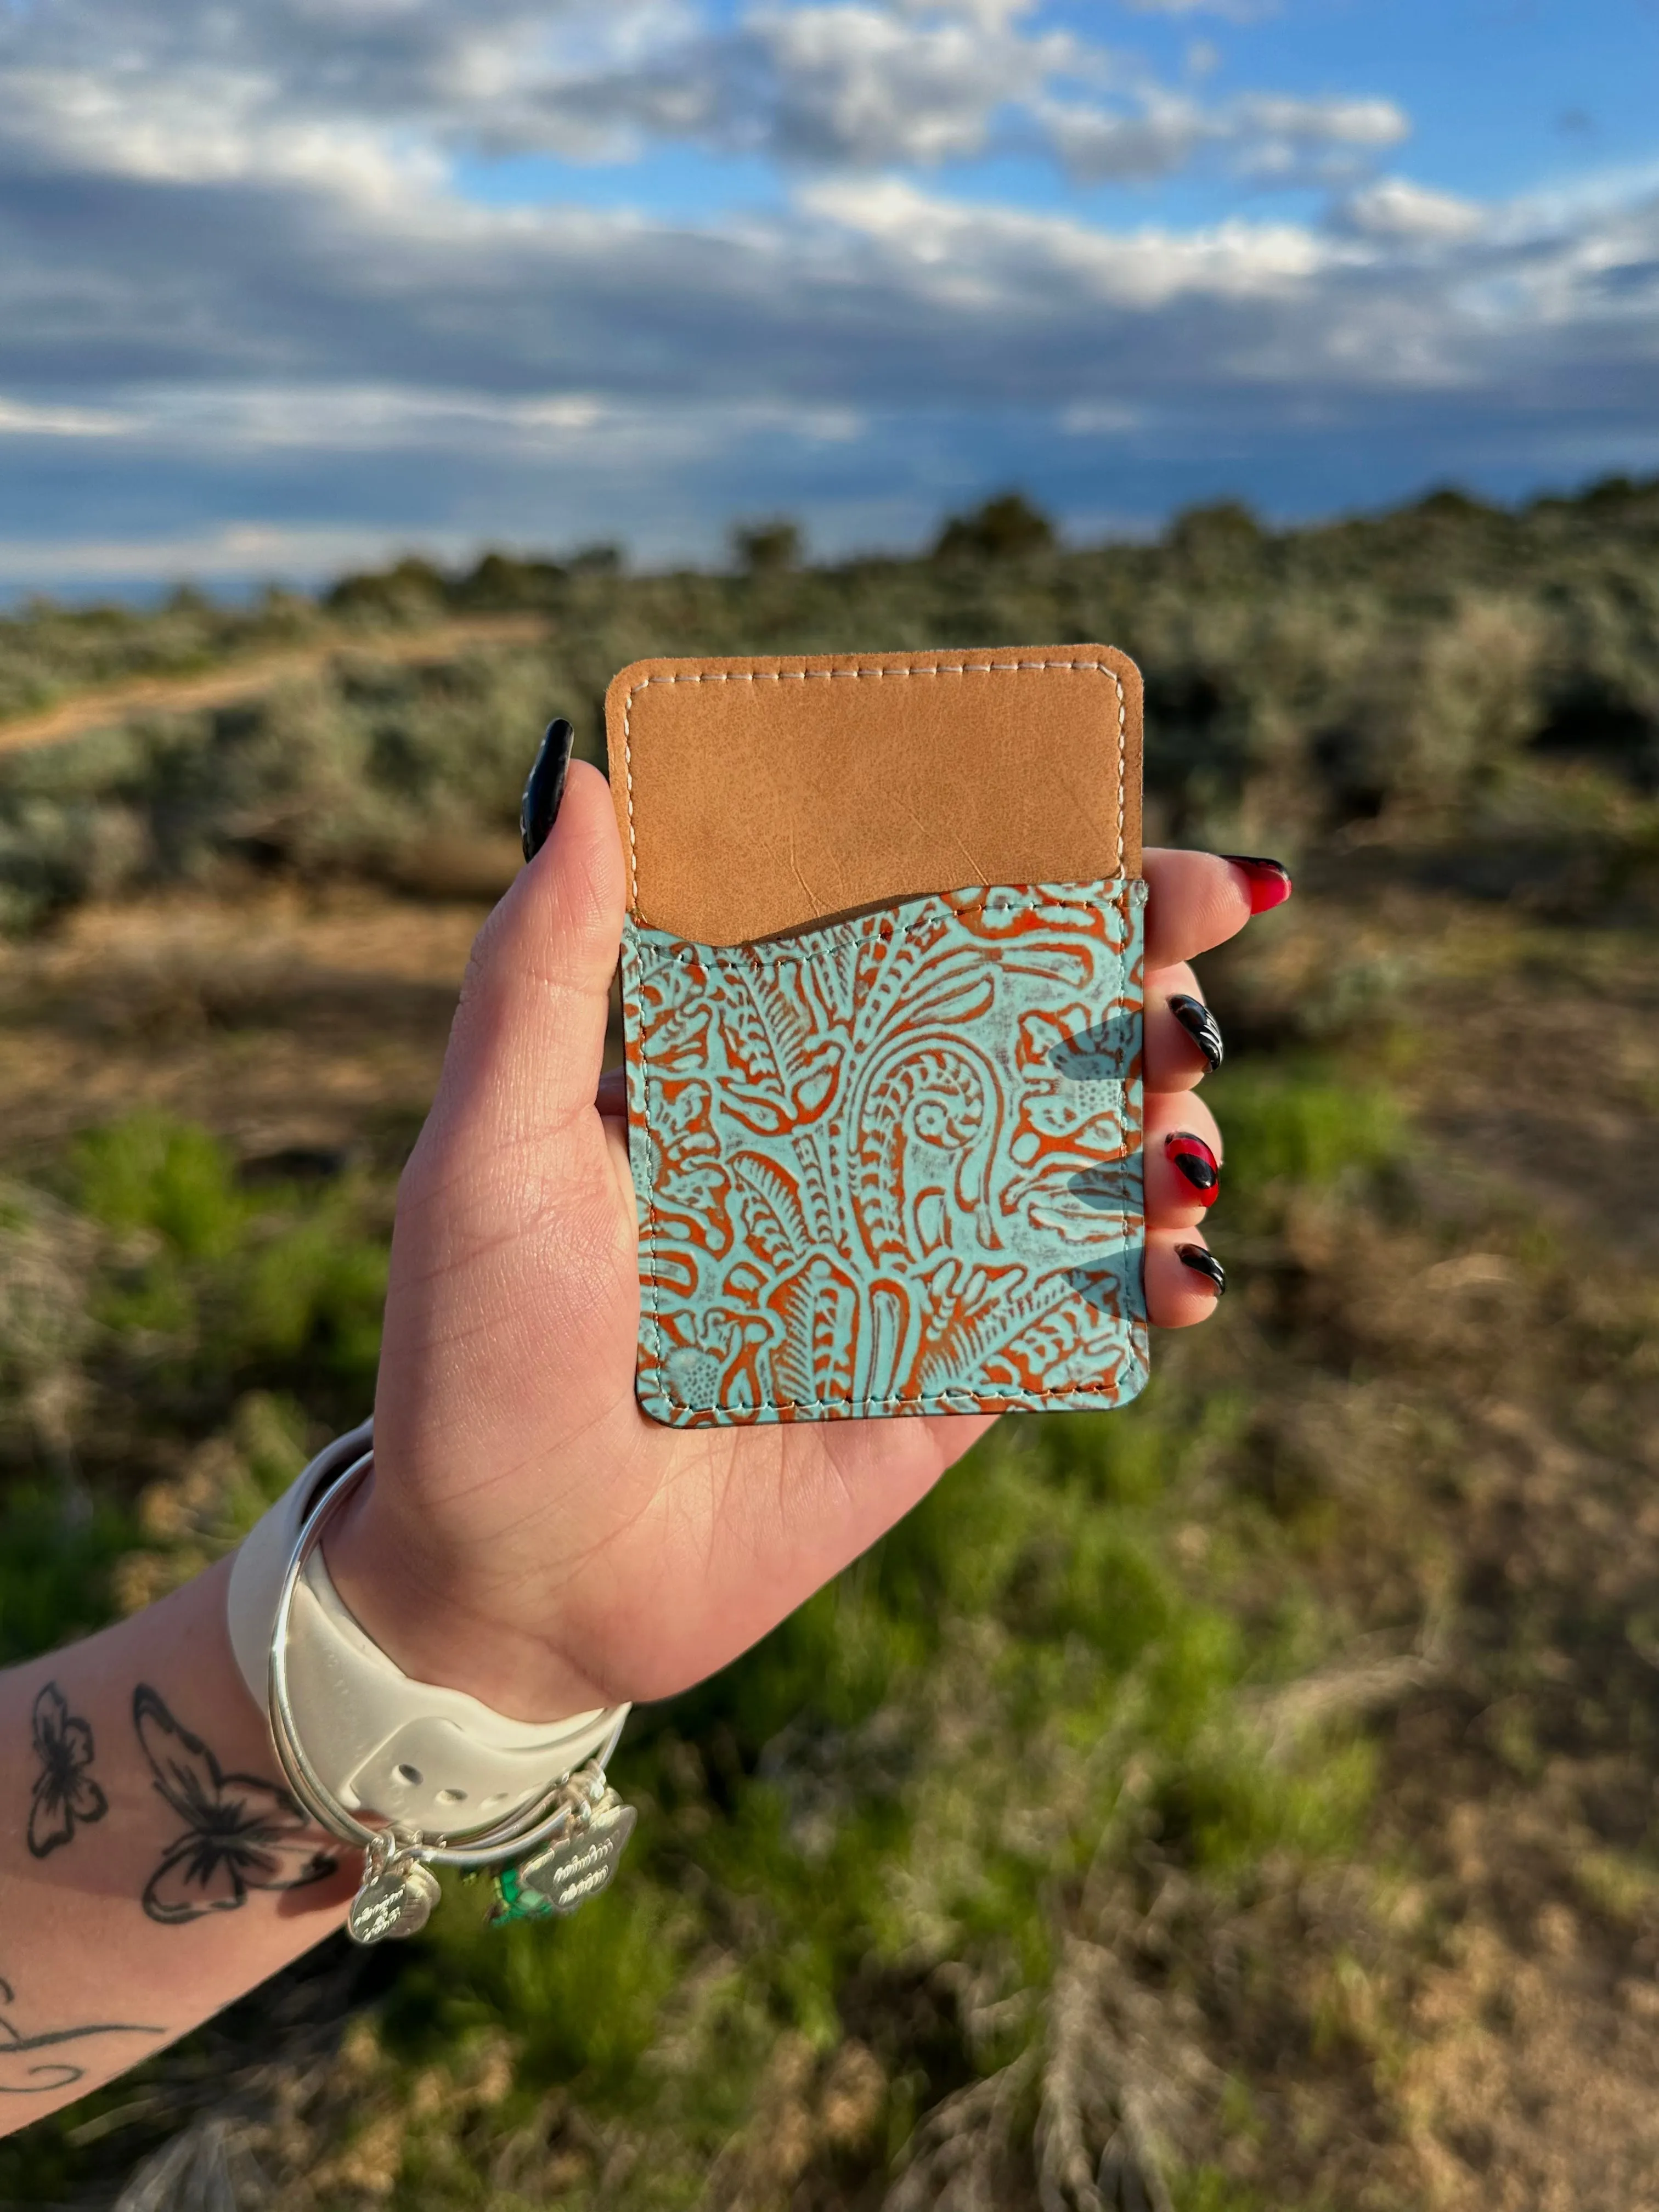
(0, 0, 1656, 592)
(451, 2, 1658, 220)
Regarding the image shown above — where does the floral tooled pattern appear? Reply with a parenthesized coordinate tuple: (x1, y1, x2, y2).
(623, 879, 1148, 1425)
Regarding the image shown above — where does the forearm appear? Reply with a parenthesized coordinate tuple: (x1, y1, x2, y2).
(0, 1558, 356, 2132)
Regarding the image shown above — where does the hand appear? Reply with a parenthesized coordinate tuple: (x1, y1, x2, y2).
(326, 766, 1274, 1720)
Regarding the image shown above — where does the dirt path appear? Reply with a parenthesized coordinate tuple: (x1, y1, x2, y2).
(0, 613, 550, 758)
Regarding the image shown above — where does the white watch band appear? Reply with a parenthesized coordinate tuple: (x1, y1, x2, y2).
(227, 1424, 628, 1835)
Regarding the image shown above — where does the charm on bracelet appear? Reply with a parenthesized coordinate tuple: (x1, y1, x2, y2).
(490, 1785, 637, 1924)
(348, 1830, 444, 1943)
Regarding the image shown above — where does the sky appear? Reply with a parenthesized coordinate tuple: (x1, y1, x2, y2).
(1, 0, 1657, 593)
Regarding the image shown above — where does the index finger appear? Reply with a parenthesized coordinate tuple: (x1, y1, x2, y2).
(1143, 850, 1289, 969)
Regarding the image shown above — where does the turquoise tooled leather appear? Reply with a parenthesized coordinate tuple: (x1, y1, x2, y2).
(621, 878, 1148, 1425)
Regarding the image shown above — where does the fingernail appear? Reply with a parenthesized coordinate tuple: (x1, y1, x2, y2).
(1176, 1244, 1226, 1296)
(1221, 855, 1293, 913)
(1166, 1132, 1220, 1205)
(1169, 994, 1224, 1072)
(520, 717, 575, 862)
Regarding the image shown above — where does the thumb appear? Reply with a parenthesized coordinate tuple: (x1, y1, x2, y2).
(423, 760, 626, 1155)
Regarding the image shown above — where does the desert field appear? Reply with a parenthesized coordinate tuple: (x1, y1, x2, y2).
(3, 486, 1658, 2209)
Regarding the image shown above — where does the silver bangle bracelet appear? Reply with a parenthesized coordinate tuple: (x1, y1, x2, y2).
(267, 1447, 635, 1944)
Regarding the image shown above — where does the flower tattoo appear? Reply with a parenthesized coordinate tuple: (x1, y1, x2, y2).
(26, 1681, 108, 1859)
(0, 1974, 160, 2097)
(133, 1684, 338, 1925)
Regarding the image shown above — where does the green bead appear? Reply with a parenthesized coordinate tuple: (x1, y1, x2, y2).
(489, 1863, 555, 1926)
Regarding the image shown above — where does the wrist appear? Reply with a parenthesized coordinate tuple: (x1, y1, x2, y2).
(321, 1471, 616, 1725)
(253, 1448, 638, 1946)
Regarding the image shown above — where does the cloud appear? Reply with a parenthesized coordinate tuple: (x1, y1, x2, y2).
(0, 522, 409, 584)
(1233, 93, 1408, 180)
(742, 4, 1070, 165)
(893, 0, 1041, 27)
(1338, 177, 1485, 242)
(0, 0, 1407, 185)
(1240, 95, 1407, 149)
(0, 395, 135, 437)
(801, 177, 1335, 313)
(5, 142, 1649, 430)
(1041, 87, 1408, 187)
(1039, 94, 1211, 182)
(1118, 0, 1279, 19)
(1060, 401, 1143, 433)
(33, 383, 867, 459)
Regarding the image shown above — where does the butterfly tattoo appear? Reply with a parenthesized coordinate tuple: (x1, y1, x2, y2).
(0, 1974, 160, 2096)
(26, 1681, 108, 1859)
(133, 1685, 338, 1924)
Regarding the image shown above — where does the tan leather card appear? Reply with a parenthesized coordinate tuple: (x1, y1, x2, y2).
(608, 644, 1150, 1429)
(605, 645, 1143, 945)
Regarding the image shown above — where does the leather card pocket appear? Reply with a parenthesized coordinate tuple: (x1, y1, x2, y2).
(621, 877, 1148, 1426)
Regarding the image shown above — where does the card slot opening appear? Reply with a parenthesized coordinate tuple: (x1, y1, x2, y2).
(627, 880, 1135, 972)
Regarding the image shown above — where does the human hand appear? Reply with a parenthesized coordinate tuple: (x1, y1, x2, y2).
(326, 766, 1282, 1720)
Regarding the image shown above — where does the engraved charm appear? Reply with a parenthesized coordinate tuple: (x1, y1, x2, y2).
(493, 1792, 637, 1923)
(347, 1841, 441, 1945)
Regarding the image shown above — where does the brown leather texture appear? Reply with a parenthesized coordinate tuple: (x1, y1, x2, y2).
(605, 645, 1143, 945)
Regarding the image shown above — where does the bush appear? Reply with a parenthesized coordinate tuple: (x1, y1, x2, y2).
(5, 473, 1659, 930)
(933, 490, 1057, 561)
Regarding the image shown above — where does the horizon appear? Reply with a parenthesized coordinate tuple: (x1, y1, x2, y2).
(6, 467, 1654, 618)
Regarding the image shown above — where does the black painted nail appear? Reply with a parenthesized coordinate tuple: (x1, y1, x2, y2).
(1166, 1131, 1220, 1205)
(1176, 1244, 1226, 1295)
(1169, 994, 1224, 1072)
(520, 717, 575, 862)
(1220, 855, 1293, 913)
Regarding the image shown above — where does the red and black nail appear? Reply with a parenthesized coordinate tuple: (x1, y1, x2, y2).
(1166, 1132, 1220, 1205)
(1176, 1244, 1226, 1296)
(1221, 854, 1293, 913)
(1169, 994, 1224, 1072)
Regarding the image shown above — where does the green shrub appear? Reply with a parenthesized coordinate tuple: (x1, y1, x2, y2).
(0, 1480, 135, 1663)
(74, 1113, 249, 1258)
(64, 1111, 388, 1418)
(1206, 1066, 1404, 1200)
(5, 473, 1659, 931)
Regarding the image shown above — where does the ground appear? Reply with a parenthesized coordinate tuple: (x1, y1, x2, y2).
(2, 521, 1658, 2206)
(3, 838, 1656, 2209)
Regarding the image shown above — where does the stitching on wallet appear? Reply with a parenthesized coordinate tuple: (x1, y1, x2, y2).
(644, 1377, 1143, 1416)
(620, 658, 1128, 916)
(629, 876, 1146, 1417)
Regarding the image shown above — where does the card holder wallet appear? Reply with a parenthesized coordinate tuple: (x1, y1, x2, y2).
(606, 646, 1149, 1427)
